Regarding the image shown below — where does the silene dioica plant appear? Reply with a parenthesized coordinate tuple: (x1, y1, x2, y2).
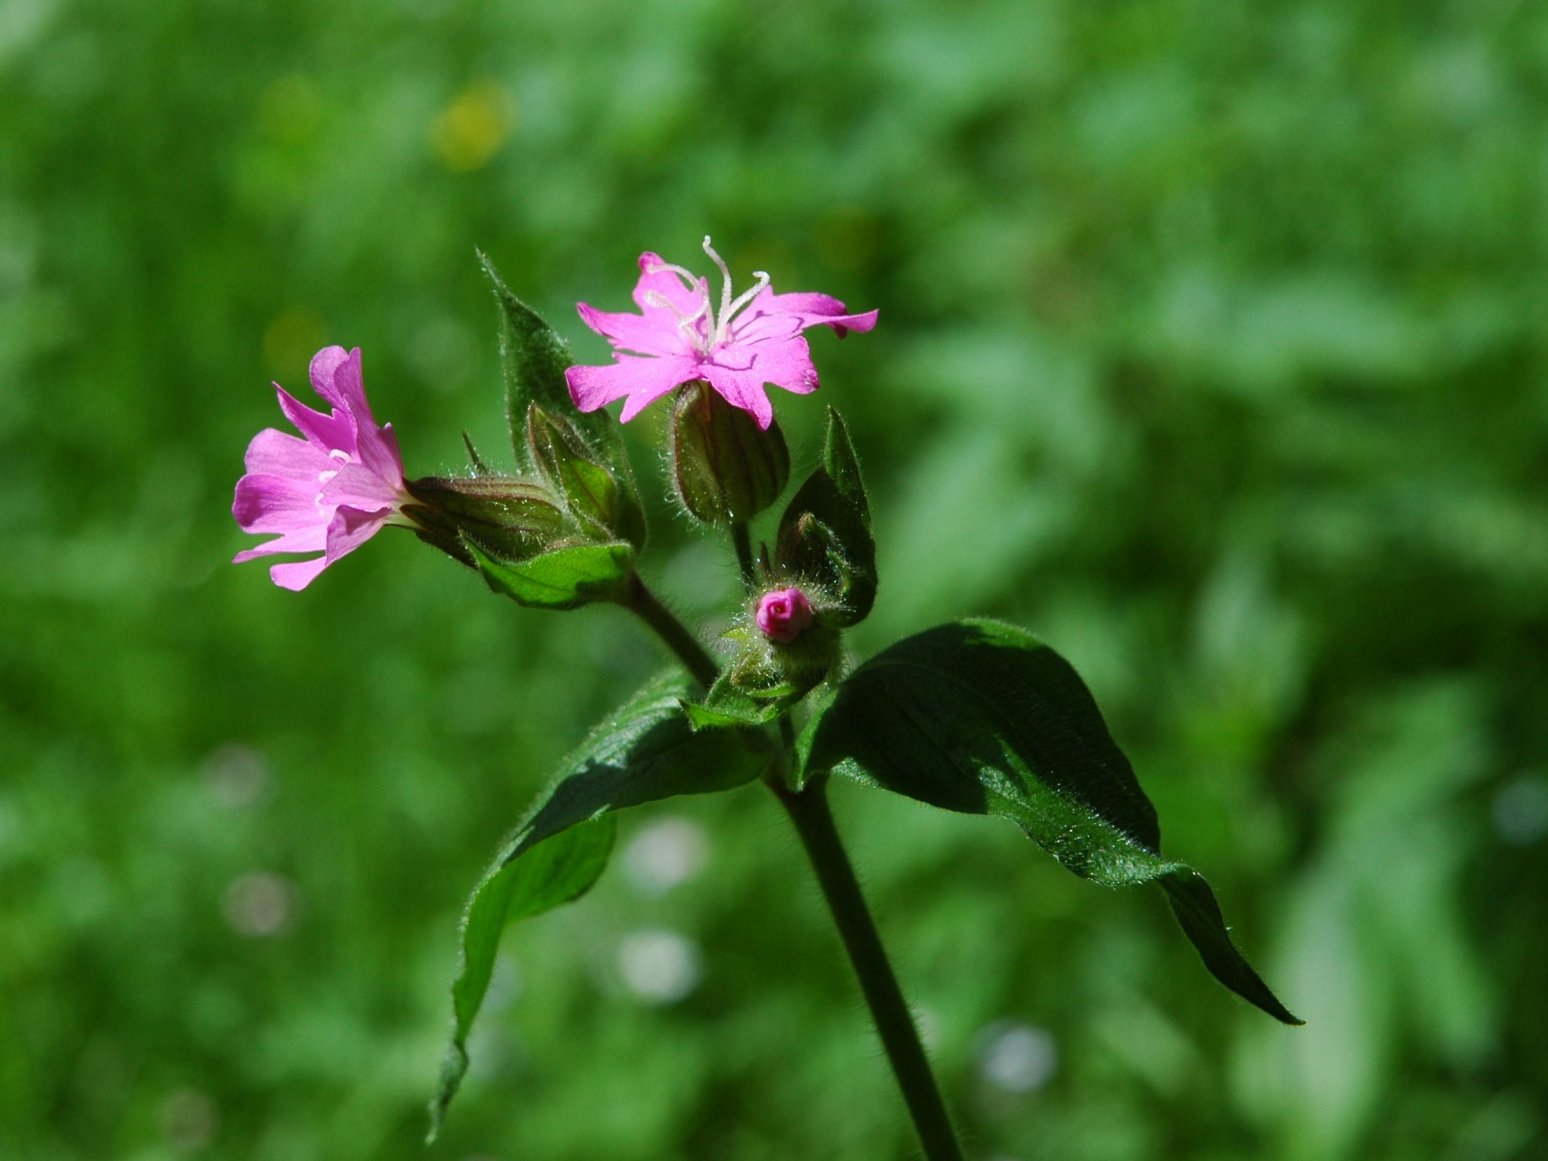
(233, 238, 1301, 1158)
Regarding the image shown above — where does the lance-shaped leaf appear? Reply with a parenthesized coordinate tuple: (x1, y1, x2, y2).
(477, 251, 631, 479)
(775, 407, 876, 626)
(429, 670, 771, 1139)
(798, 619, 1300, 1025)
(464, 537, 634, 611)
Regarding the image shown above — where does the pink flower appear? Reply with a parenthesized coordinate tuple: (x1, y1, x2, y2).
(565, 237, 877, 430)
(756, 586, 815, 644)
(232, 346, 412, 591)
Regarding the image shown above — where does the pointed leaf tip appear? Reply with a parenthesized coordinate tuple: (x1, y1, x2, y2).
(478, 251, 640, 505)
(800, 618, 1299, 1023)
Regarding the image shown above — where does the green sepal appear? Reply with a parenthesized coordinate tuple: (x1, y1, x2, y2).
(774, 407, 876, 626)
(464, 536, 634, 610)
(684, 617, 840, 730)
(428, 670, 772, 1140)
(669, 382, 791, 525)
(404, 476, 572, 568)
(798, 618, 1301, 1025)
(461, 431, 492, 474)
(685, 672, 804, 729)
(526, 403, 647, 550)
(477, 250, 630, 477)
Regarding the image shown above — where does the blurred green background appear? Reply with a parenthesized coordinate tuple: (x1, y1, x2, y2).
(4, 0, 1547, 1157)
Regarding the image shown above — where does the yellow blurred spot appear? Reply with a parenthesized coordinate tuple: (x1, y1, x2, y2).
(262, 309, 329, 379)
(257, 75, 323, 145)
(431, 81, 515, 173)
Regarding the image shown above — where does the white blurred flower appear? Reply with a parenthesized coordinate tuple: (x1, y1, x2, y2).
(622, 815, 709, 896)
(617, 928, 702, 1004)
(222, 870, 296, 937)
(975, 1021, 1058, 1093)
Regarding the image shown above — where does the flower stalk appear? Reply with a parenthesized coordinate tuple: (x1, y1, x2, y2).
(773, 776, 965, 1161)
(623, 588, 964, 1160)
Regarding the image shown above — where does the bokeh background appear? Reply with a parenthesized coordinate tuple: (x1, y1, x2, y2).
(5, 0, 1548, 1157)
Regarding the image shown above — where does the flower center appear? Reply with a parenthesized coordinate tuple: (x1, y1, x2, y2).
(645, 236, 770, 356)
(313, 448, 351, 507)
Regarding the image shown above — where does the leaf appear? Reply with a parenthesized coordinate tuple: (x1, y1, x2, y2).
(775, 407, 876, 625)
(799, 618, 1301, 1024)
(684, 673, 802, 729)
(527, 403, 647, 549)
(429, 670, 771, 1139)
(477, 250, 628, 473)
(464, 537, 634, 610)
(431, 817, 614, 1141)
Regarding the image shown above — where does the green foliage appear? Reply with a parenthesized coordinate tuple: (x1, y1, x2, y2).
(526, 404, 647, 549)
(775, 407, 877, 626)
(464, 537, 634, 610)
(802, 619, 1298, 1023)
(430, 669, 770, 1137)
(668, 384, 792, 526)
(481, 252, 640, 516)
(5, 0, 1547, 1157)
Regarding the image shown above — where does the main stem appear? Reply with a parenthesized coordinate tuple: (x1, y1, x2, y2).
(772, 777, 965, 1161)
(622, 586, 963, 1159)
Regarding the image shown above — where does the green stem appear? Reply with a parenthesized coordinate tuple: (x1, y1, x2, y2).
(621, 571, 718, 688)
(731, 521, 756, 587)
(626, 586, 961, 1158)
(772, 776, 965, 1161)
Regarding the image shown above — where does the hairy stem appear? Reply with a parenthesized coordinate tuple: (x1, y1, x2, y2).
(621, 571, 718, 688)
(731, 520, 755, 588)
(626, 582, 961, 1158)
(772, 776, 965, 1161)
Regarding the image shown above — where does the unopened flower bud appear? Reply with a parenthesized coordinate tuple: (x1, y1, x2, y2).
(402, 475, 571, 567)
(669, 381, 790, 525)
(756, 586, 814, 644)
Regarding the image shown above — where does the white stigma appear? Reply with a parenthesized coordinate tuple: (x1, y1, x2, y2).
(701, 235, 769, 350)
(643, 239, 769, 355)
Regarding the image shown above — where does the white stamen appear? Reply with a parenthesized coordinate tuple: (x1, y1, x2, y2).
(701, 236, 736, 344)
(643, 288, 710, 347)
(695, 236, 772, 350)
(721, 270, 771, 337)
(644, 258, 700, 287)
(639, 237, 772, 355)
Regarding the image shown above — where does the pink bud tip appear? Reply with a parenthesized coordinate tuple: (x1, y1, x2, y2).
(756, 587, 815, 644)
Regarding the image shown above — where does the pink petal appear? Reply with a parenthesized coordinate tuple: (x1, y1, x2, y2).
(631, 252, 710, 322)
(577, 302, 695, 358)
(565, 354, 701, 421)
(275, 385, 352, 452)
(324, 505, 390, 563)
(727, 310, 804, 346)
(268, 556, 330, 591)
(242, 427, 334, 482)
(326, 459, 408, 512)
(309, 346, 369, 420)
(701, 362, 775, 429)
(750, 288, 879, 338)
(748, 334, 820, 396)
(352, 419, 405, 490)
(232, 524, 326, 564)
(232, 473, 327, 536)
